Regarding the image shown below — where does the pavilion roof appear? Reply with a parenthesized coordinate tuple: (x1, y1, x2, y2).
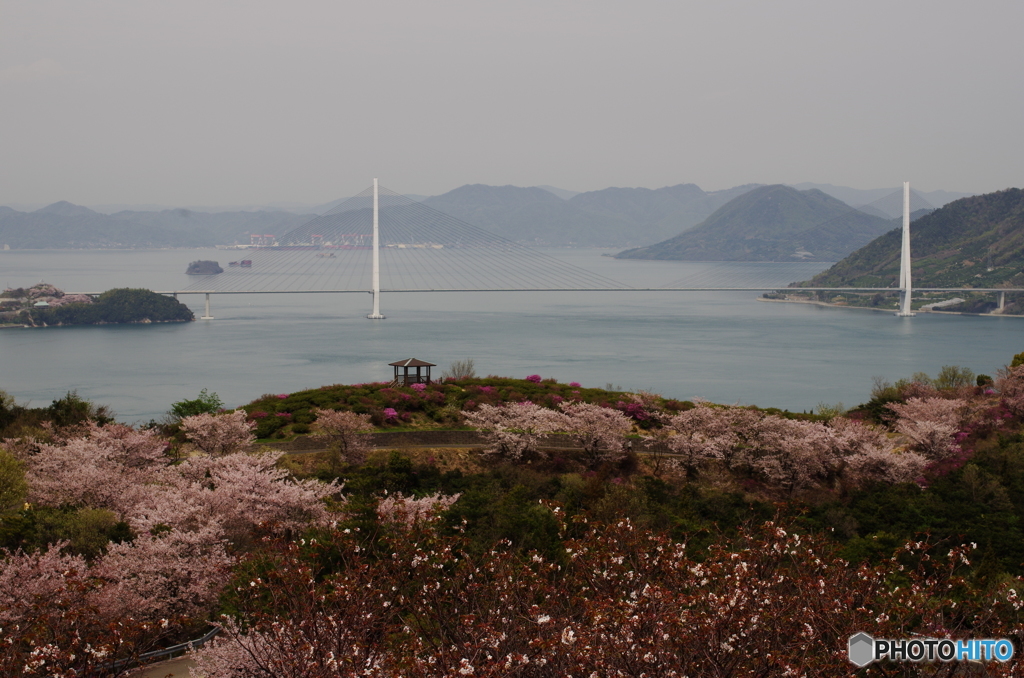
(389, 358, 436, 368)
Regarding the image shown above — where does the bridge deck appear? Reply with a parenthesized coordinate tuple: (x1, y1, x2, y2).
(148, 287, 1024, 295)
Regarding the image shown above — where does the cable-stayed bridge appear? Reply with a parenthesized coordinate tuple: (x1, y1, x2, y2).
(160, 181, 1020, 319)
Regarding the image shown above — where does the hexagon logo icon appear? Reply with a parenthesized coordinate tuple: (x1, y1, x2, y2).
(848, 632, 875, 667)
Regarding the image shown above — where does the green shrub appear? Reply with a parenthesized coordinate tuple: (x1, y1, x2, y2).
(170, 389, 223, 419)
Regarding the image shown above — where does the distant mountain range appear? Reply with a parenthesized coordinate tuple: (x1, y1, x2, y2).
(614, 185, 902, 262)
(786, 183, 971, 218)
(794, 188, 1024, 289)
(0, 182, 975, 250)
(0, 202, 314, 249)
(421, 183, 762, 247)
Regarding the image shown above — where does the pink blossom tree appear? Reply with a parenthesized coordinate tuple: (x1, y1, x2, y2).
(180, 410, 256, 456)
(558, 401, 632, 467)
(312, 408, 373, 472)
(747, 416, 833, 494)
(0, 536, 228, 676)
(886, 397, 965, 460)
(21, 423, 167, 516)
(660, 405, 925, 491)
(662, 403, 739, 477)
(462, 402, 567, 461)
(998, 364, 1024, 416)
(828, 417, 926, 486)
(88, 524, 232, 623)
(136, 450, 339, 547)
(0, 542, 89, 628)
(376, 492, 461, 528)
(0, 419, 344, 676)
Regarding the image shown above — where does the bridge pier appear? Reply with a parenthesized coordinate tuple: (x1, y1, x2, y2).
(200, 293, 213, 320)
(998, 290, 1006, 312)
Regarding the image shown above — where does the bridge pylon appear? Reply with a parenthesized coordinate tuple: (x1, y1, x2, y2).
(366, 177, 386, 319)
(896, 181, 916, 317)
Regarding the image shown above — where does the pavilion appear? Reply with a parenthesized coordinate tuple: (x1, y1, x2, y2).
(389, 358, 436, 386)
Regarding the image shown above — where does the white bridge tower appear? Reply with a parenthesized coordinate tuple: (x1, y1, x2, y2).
(896, 181, 915, 317)
(367, 177, 386, 319)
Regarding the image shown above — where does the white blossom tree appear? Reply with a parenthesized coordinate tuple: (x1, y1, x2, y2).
(462, 402, 567, 461)
(558, 401, 632, 467)
(376, 492, 461, 528)
(886, 397, 965, 460)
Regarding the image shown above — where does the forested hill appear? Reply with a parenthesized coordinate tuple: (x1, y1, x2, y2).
(0, 202, 313, 249)
(794, 188, 1024, 289)
(614, 184, 894, 262)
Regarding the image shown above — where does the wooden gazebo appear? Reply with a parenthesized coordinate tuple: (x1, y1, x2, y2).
(389, 358, 436, 386)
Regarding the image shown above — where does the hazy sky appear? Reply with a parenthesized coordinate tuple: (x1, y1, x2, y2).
(1, 0, 1021, 207)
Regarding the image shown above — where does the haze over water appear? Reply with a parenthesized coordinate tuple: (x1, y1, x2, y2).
(1, 248, 1020, 423)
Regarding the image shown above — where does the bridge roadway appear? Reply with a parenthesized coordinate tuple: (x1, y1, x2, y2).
(150, 287, 1024, 294)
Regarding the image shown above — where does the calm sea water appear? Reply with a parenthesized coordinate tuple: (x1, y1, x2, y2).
(1, 248, 1021, 423)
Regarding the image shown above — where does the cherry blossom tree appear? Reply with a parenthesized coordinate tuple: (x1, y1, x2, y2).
(0, 418, 342, 676)
(312, 408, 372, 472)
(998, 364, 1024, 417)
(134, 450, 339, 547)
(179, 410, 256, 456)
(376, 492, 461, 527)
(187, 618, 273, 677)
(660, 405, 925, 491)
(88, 525, 232, 623)
(0, 538, 220, 677)
(557, 401, 632, 467)
(662, 403, 738, 477)
(0, 542, 89, 627)
(462, 402, 567, 461)
(20, 423, 167, 516)
(747, 417, 833, 493)
(886, 397, 965, 460)
(829, 416, 926, 486)
(48, 293, 93, 307)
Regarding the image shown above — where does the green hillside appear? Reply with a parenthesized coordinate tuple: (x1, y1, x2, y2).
(614, 184, 894, 262)
(795, 188, 1024, 290)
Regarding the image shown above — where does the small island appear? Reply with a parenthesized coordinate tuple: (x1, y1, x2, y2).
(0, 283, 194, 327)
(186, 260, 223, 275)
